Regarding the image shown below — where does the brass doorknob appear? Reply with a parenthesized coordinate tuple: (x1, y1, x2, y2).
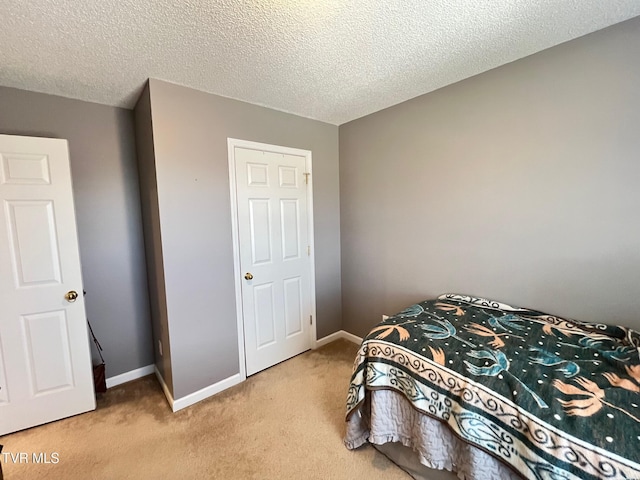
(244, 273, 254, 280)
(65, 290, 79, 302)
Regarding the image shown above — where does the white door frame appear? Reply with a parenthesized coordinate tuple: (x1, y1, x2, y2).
(227, 138, 317, 380)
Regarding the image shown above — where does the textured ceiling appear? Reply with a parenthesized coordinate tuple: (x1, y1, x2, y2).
(1, 1, 639, 125)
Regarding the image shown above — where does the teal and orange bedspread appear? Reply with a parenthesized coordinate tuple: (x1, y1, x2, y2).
(346, 294, 640, 479)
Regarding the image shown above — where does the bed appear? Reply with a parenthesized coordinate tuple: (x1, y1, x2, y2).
(344, 294, 640, 480)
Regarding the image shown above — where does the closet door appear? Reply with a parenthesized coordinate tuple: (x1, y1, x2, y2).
(230, 140, 315, 376)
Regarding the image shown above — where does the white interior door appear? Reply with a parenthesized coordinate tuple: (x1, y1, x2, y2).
(0, 134, 95, 436)
(232, 142, 314, 376)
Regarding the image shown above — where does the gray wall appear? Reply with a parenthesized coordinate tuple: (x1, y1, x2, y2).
(0, 86, 153, 377)
(141, 79, 341, 399)
(339, 17, 640, 337)
(133, 84, 173, 393)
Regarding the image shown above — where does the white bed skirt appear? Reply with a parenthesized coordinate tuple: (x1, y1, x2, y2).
(345, 389, 522, 480)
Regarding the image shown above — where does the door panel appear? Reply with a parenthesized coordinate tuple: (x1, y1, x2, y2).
(283, 277, 303, 337)
(234, 144, 312, 375)
(253, 283, 276, 348)
(0, 134, 95, 436)
(6, 200, 62, 286)
(1, 152, 51, 185)
(22, 310, 74, 394)
(278, 166, 298, 188)
(247, 162, 269, 187)
(280, 199, 300, 260)
(249, 199, 272, 264)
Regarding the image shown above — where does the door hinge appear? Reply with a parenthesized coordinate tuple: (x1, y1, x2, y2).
(310, 315, 313, 325)
(307, 245, 311, 256)
(303, 172, 310, 185)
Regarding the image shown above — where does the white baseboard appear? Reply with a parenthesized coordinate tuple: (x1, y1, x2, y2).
(106, 364, 155, 389)
(341, 330, 364, 345)
(315, 330, 363, 348)
(314, 330, 342, 347)
(148, 331, 363, 412)
(172, 373, 243, 412)
(154, 366, 244, 413)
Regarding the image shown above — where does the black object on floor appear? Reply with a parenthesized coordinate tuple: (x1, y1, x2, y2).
(87, 320, 107, 394)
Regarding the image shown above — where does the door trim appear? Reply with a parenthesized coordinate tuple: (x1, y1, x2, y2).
(227, 138, 317, 380)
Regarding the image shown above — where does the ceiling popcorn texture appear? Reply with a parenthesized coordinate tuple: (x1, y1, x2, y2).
(1, 1, 639, 125)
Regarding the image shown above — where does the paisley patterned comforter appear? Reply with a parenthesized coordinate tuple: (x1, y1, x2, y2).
(345, 294, 640, 479)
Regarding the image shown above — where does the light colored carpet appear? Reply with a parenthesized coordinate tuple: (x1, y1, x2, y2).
(1, 340, 409, 479)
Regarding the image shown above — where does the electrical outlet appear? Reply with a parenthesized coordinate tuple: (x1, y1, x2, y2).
(158, 340, 163, 356)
